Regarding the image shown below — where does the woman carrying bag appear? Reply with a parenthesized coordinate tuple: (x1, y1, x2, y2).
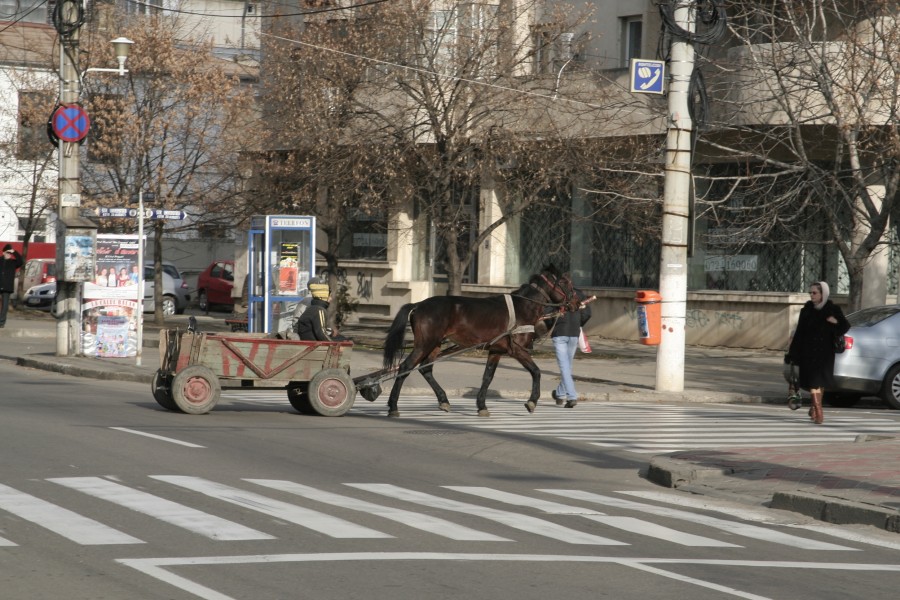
(787, 281, 850, 425)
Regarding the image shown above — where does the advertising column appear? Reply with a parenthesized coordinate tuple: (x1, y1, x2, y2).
(81, 235, 142, 357)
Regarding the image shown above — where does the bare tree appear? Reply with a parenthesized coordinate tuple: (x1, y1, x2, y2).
(253, 1, 607, 296)
(701, 1, 900, 309)
(78, 15, 255, 322)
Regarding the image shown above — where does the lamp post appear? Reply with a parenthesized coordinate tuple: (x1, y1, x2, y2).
(55, 28, 133, 356)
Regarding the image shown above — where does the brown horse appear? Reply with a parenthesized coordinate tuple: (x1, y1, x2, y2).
(380, 266, 578, 417)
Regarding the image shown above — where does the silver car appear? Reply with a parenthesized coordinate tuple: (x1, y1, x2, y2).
(831, 305, 900, 410)
(143, 262, 190, 316)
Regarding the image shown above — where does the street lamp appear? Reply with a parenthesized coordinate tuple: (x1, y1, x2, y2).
(82, 37, 135, 78)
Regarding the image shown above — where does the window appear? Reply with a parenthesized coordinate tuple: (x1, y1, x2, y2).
(17, 90, 55, 161)
(0, 0, 46, 24)
(460, 2, 499, 72)
(425, 9, 458, 70)
(622, 16, 642, 67)
(533, 28, 575, 75)
(125, 0, 166, 16)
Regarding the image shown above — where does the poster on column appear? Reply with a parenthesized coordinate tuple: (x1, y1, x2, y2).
(81, 235, 143, 357)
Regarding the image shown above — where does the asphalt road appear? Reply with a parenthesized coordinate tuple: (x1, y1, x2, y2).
(2, 362, 900, 600)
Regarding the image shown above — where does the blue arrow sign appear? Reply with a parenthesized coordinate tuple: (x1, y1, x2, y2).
(630, 59, 665, 95)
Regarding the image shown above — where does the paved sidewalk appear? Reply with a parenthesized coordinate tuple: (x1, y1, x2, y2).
(1, 308, 898, 533)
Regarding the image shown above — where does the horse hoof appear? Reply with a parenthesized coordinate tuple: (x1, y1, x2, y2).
(477, 409, 490, 417)
(387, 410, 400, 418)
(438, 402, 451, 413)
(524, 401, 536, 413)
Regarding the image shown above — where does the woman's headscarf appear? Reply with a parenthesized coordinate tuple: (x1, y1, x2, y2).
(815, 281, 830, 309)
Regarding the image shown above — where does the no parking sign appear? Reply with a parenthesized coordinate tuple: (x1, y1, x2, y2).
(50, 103, 91, 143)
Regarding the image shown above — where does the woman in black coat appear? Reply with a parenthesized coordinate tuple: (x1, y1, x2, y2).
(787, 281, 850, 424)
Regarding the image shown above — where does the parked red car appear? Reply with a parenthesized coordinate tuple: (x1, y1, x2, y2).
(196, 260, 235, 312)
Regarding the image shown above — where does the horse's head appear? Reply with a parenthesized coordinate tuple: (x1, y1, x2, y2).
(538, 265, 579, 312)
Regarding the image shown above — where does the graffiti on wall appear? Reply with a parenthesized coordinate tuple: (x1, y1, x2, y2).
(623, 303, 745, 330)
(319, 267, 374, 301)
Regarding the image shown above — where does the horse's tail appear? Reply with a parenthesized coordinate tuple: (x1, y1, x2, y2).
(383, 303, 415, 370)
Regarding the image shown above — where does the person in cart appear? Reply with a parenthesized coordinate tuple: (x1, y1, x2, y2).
(295, 281, 332, 341)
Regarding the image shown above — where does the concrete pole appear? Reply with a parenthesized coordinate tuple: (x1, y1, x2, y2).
(656, 1, 695, 392)
(56, 10, 82, 357)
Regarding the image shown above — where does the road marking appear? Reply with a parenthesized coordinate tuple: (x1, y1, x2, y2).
(246, 479, 510, 542)
(110, 427, 205, 448)
(49, 477, 274, 541)
(0, 483, 142, 545)
(446, 487, 739, 548)
(152, 476, 391, 539)
(621, 490, 900, 551)
(347, 483, 627, 545)
(540, 489, 855, 551)
(117, 552, 900, 600)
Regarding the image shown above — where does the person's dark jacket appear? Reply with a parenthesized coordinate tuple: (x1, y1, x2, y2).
(549, 289, 592, 338)
(788, 299, 850, 390)
(295, 298, 332, 341)
(0, 250, 23, 293)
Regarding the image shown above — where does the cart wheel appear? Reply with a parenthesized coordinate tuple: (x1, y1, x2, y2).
(287, 384, 316, 415)
(151, 369, 178, 411)
(307, 369, 356, 417)
(171, 365, 221, 414)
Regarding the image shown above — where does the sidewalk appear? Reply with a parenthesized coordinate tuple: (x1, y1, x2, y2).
(1, 308, 898, 533)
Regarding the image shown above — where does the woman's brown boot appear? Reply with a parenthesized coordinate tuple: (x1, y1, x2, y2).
(811, 392, 824, 424)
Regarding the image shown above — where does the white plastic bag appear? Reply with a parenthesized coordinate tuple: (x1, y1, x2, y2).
(578, 328, 592, 353)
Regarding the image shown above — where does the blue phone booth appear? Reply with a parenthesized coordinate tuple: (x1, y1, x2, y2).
(247, 215, 316, 334)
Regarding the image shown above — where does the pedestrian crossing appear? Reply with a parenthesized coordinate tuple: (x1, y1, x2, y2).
(342, 395, 900, 453)
(219, 391, 900, 453)
(0, 476, 880, 551)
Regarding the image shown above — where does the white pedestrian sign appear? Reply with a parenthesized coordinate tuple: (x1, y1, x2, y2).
(630, 59, 665, 95)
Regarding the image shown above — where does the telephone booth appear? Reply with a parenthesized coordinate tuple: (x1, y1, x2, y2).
(247, 215, 316, 334)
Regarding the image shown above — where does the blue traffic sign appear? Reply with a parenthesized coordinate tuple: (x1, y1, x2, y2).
(630, 59, 665, 95)
(51, 104, 91, 143)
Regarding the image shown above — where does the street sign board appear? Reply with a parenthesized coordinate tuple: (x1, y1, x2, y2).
(150, 209, 186, 220)
(96, 208, 186, 220)
(51, 104, 91, 143)
(630, 59, 666, 95)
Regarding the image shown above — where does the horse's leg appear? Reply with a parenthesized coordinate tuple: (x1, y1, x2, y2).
(418, 361, 451, 413)
(474, 352, 503, 417)
(506, 343, 541, 413)
(385, 344, 440, 417)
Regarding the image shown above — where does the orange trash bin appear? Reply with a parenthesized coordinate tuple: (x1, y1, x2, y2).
(635, 290, 662, 346)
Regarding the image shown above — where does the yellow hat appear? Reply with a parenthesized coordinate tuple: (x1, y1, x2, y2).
(309, 283, 330, 300)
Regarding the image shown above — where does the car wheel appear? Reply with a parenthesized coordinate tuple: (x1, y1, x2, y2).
(823, 391, 861, 408)
(198, 290, 209, 313)
(878, 364, 900, 410)
(161, 295, 177, 316)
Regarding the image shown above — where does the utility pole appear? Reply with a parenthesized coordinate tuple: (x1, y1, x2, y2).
(656, 1, 695, 392)
(56, 2, 83, 356)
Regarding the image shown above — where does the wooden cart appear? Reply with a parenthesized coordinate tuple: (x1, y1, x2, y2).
(152, 329, 356, 416)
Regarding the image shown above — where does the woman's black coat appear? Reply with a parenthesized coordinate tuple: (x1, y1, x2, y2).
(788, 299, 850, 391)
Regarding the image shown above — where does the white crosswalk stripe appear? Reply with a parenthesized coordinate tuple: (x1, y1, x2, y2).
(349, 396, 900, 453)
(0, 476, 873, 552)
(0, 483, 142, 546)
(346, 483, 626, 545)
(48, 477, 274, 541)
(245, 478, 511, 541)
(151, 476, 392, 539)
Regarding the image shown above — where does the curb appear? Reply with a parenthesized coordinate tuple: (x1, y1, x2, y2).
(770, 491, 900, 533)
(15, 356, 152, 385)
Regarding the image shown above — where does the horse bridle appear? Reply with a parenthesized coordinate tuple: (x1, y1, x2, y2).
(538, 273, 576, 309)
